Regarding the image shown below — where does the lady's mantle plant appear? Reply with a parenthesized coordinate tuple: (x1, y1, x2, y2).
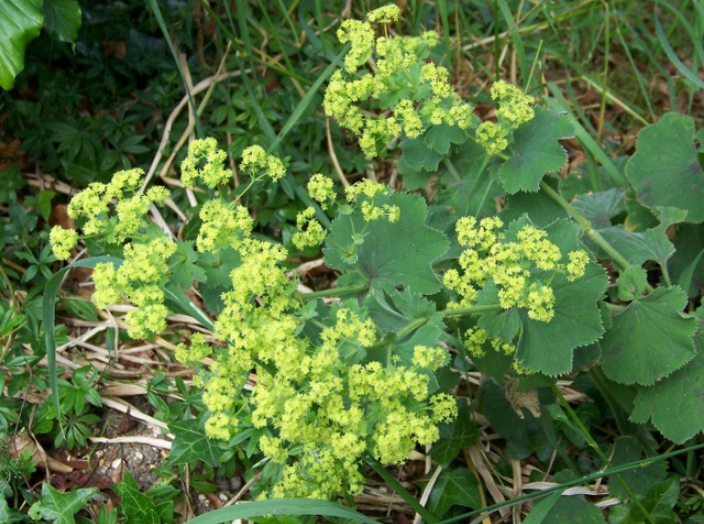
(50, 3, 704, 502)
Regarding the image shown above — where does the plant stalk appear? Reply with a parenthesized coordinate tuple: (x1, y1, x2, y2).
(367, 456, 438, 524)
(539, 181, 631, 270)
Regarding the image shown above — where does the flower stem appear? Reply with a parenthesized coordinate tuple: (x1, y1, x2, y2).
(539, 181, 630, 270)
(298, 283, 369, 300)
(367, 456, 439, 524)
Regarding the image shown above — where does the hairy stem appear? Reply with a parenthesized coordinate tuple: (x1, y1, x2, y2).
(539, 181, 630, 270)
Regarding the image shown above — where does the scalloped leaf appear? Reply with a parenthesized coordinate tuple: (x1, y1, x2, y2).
(324, 193, 449, 295)
(512, 220, 608, 375)
(625, 113, 704, 223)
(0, 0, 43, 90)
(601, 286, 696, 386)
(497, 107, 574, 194)
(630, 309, 704, 443)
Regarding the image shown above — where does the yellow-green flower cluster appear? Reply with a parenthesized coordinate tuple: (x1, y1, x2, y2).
(196, 200, 253, 253)
(241, 304, 456, 499)
(91, 236, 176, 339)
(307, 174, 336, 209)
(240, 145, 286, 181)
(492, 80, 535, 126)
(181, 138, 232, 188)
(344, 179, 400, 223)
(50, 226, 78, 261)
(444, 217, 589, 322)
(292, 208, 327, 250)
(324, 7, 473, 158)
(174, 332, 212, 365)
(66, 168, 168, 240)
(367, 4, 401, 23)
(464, 327, 516, 359)
(476, 80, 535, 155)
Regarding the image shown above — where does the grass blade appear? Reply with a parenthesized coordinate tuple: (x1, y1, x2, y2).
(43, 256, 122, 427)
(546, 83, 628, 186)
(654, 12, 704, 91)
(145, 0, 204, 138)
(164, 283, 214, 331)
(185, 499, 379, 524)
(269, 45, 348, 152)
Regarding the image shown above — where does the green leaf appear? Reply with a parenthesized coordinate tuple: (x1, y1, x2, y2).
(497, 107, 574, 194)
(625, 113, 704, 223)
(480, 380, 552, 460)
(616, 266, 648, 302)
(324, 193, 449, 295)
(427, 468, 482, 519)
(522, 491, 562, 523)
(623, 476, 680, 524)
(115, 471, 173, 524)
(184, 499, 378, 524)
(630, 313, 704, 443)
(424, 123, 467, 155)
(0, 0, 43, 90)
(42, 0, 81, 42)
(163, 419, 221, 468)
(670, 223, 704, 298)
(170, 240, 207, 289)
(534, 495, 607, 523)
(436, 141, 502, 218)
(570, 188, 625, 230)
(601, 287, 696, 386)
(502, 181, 568, 227)
(27, 484, 97, 524)
(430, 401, 478, 466)
(608, 437, 667, 501)
(513, 220, 608, 375)
(399, 137, 443, 171)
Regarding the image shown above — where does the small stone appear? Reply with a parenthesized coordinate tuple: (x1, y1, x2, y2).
(111, 458, 122, 469)
(229, 476, 243, 491)
(134, 451, 143, 460)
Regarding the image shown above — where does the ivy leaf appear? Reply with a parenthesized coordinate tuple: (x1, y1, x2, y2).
(324, 193, 449, 296)
(630, 309, 704, 443)
(43, 0, 82, 42)
(513, 220, 608, 375)
(27, 484, 97, 524)
(0, 0, 43, 90)
(163, 419, 221, 468)
(497, 107, 574, 194)
(427, 468, 482, 519)
(626, 113, 704, 223)
(601, 286, 696, 386)
(430, 401, 478, 466)
(115, 471, 173, 524)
